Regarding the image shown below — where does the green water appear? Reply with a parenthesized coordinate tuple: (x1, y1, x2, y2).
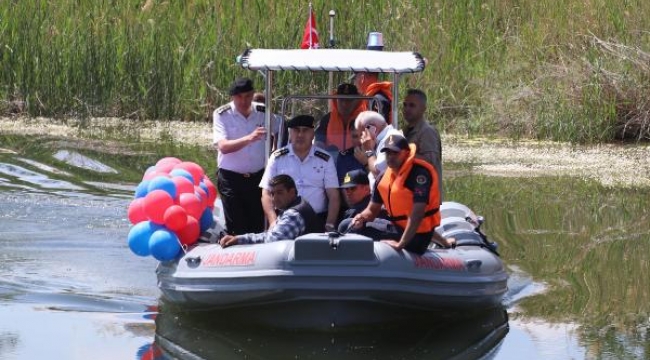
(1, 129, 649, 358)
(448, 173, 650, 358)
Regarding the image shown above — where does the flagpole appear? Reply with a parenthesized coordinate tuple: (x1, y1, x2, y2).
(328, 9, 335, 112)
(308, 2, 313, 49)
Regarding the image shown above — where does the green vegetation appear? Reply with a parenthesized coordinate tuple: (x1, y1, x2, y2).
(2, 0, 650, 142)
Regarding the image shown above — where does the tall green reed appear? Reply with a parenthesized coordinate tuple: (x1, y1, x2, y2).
(2, 0, 650, 142)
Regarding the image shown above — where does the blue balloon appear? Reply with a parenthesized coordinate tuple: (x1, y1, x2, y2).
(199, 208, 215, 232)
(149, 229, 181, 261)
(170, 168, 194, 183)
(135, 180, 150, 198)
(147, 176, 177, 199)
(128, 221, 162, 257)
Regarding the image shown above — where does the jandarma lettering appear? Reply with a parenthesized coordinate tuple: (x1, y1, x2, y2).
(203, 252, 256, 267)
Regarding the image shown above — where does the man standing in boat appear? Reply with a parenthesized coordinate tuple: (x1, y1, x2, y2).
(259, 114, 341, 232)
(352, 32, 393, 124)
(314, 83, 364, 156)
(220, 174, 321, 247)
(402, 88, 443, 201)
(213, 77, 277, 235)
(350, 134, 453, 254)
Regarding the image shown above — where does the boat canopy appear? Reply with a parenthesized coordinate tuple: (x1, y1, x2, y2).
(239, 49, 426, 73)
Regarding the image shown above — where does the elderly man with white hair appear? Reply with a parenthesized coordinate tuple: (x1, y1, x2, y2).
(355, 111, 402, 189)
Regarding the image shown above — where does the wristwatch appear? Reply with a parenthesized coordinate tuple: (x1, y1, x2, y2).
(364, 150, 376, 158)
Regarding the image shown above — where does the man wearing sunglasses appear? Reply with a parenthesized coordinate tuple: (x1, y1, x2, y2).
(402, 88, 443, 201)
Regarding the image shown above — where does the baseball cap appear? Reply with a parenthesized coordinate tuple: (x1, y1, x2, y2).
(287, 114, 315, 128)
(336, 83, 359, 95)
(340, 169, 370, 188)
(229, 77, 254, 96)
(380, 134, 410, 153)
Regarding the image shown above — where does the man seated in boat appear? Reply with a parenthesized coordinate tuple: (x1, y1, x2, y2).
(338, 169, 372, 222)
(349, 134, 454, 254)
(219, 174, 322, 247)
(355, 111, 402, 190)
(259, 114, 340, 232)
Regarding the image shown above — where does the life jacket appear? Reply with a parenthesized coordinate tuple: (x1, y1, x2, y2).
(325, 99, 363, 150)
(288, 196, 322, 234)
(376, 144, 440, 233)
(364, 82, 393, 124)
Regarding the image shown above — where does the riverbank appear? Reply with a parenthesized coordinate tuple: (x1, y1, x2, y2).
(1, 116, 649, 188)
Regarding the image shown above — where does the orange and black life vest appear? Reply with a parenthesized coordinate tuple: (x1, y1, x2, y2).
(363, 82, 393, 124)
(376, 144, 440, 233)
(324, 99, 363, 150)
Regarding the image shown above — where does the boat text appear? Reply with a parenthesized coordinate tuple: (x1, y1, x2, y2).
(414, 256, 466, 271)
(203, 252, 256, 267)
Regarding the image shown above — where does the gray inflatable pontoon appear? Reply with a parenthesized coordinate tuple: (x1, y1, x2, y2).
(157, 202, 508, 329)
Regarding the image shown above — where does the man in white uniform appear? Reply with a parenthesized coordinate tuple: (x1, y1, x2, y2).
(259, 115, 340, 232)
(213, 77, 277, 234)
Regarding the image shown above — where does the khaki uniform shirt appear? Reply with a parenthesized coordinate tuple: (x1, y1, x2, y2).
(404, 119, 443, 201)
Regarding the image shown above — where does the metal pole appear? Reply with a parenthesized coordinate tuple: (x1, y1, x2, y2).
(392, 73, 400, 129)
(264, 71, 274, 162)
(328, 10, 335, 111)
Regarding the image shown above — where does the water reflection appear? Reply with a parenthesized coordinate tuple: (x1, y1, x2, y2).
(146, 306, 509, 360)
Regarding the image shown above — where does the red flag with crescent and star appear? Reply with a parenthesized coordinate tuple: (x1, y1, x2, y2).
(300, 6, 319, 49)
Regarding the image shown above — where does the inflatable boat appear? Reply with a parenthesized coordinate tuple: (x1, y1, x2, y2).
(156, 202, 508, 329)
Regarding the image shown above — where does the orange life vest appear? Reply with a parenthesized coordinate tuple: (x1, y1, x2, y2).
(363, 82, 393, 124)
(376, 144, 440, 233)
(325, 99, 363, 150)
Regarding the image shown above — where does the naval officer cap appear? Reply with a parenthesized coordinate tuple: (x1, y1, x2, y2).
(287, 114, 315, 128)
(229, 77, 254, 96)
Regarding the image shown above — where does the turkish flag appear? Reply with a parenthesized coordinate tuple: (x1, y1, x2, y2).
(300, 8, 319, 49)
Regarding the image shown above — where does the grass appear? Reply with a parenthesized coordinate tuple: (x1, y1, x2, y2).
(2, 0, 650, 142)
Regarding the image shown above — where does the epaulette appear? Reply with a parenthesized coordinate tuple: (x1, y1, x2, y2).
(254, 104, 266, 112)
(339, 148, 351, 156)
(314, 150, 331, 162)
(273, 148, 290, 158)
(216, 104, 231, 115)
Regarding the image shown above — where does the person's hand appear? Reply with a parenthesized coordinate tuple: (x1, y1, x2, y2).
(248, 127, 267, 142)
(219, 234, 239, 248)
(353, 146, 368, 165)
(324, 223, 336, 232)
(350, 214, 366, 230)
(360, 129, 377, 151)
(381, 239, 403, 251)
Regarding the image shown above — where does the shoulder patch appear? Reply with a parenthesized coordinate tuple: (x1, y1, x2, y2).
(254, 104, 266, 112)
(314, 150, 331, 162)
(339, 149, 351, 156)
(216, 104, 231, 115)
(273, 148, 289, 158)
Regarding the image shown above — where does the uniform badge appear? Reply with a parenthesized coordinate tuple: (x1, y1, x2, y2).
(416, 174, 427, 185)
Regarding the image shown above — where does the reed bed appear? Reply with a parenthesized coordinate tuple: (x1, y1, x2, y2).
(2, 0, 650, 142)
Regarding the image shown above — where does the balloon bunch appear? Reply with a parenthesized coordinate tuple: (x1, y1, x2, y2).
(127, 157, 217, 261)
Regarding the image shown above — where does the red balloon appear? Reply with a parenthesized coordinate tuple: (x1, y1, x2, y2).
(174, 161, 205, 185)
(143, 170, 169, 181)
(203, 176, 218, 205)
(156, 157, 182, 167)
(143, 190, 174, 225)
(177, 192, 203, 220)
(127, 198, 147, 224)
(172, 176, 195, 197)
(163, 205, 188, 231)
(195, 187, 208, 210)
(177, 216, 200, 246)
(156, 162, 176, 174)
